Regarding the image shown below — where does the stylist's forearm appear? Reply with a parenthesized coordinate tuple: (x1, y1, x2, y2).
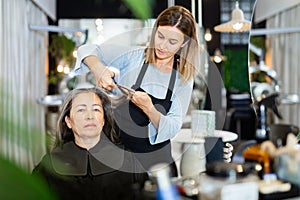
(83, 55, 116, 89)
(144, 106, 160, 129)
(83, 55, 106, 76)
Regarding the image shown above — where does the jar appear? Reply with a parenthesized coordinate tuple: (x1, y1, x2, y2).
(180, 141, 206, 177)
(198, 161, 259, 200)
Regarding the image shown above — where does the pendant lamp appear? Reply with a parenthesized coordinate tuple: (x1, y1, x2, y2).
(214, 1, 251, 33)
(210, 49, 227, 63)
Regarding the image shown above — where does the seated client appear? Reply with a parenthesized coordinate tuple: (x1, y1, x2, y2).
(32, 87, 147, 200)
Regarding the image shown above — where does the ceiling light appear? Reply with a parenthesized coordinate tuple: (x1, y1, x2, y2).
(204, 28, 212, 42)
(214, 1, 251, 33)
(210, 49, 227, 63)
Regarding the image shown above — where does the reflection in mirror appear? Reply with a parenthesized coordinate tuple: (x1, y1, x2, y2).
(213, 0, 255, 139)
(250, 0, 300, 127)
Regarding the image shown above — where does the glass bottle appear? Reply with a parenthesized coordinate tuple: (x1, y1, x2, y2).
(149, 163, 180, 200)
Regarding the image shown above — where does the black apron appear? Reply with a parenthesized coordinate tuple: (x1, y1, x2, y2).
(113, 58, 177, 172)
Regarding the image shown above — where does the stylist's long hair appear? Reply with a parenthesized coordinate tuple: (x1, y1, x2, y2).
(55, 87, 119, 147)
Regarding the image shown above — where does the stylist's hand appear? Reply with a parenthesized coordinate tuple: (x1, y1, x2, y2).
(131, 91, 153, 113)
(83, 56, 117, 91)
(131, 91, 160, 128)
(94, 67, 117, 91)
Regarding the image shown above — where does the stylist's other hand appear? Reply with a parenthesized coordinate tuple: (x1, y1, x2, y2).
(131, 91, 154, 113)
(94, 67, 117, 91)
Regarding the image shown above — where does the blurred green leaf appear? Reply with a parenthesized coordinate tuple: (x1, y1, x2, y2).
(297, 132, 300, 141)
(0, 157, 57, 200)
(123, 0, 154, 20)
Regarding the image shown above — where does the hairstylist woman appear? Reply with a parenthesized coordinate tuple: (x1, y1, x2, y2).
(74, 6, 199, 175)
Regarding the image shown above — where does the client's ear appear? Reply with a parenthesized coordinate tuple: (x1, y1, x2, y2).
(65, 116, 72, 129)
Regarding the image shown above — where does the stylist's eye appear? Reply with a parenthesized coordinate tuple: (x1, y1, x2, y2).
(158, 33, 164, 39)
(77, 109, 84, 112)
(169, 40, 178, 45)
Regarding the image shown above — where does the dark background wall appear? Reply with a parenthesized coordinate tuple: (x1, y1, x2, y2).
(56, 0, 221, 54)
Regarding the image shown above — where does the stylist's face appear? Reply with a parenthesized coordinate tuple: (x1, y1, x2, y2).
(65, 92, 104, 141)
(154, 26, 185, 60)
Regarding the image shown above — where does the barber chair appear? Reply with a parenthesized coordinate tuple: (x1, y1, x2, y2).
(224, 93, 256, 140)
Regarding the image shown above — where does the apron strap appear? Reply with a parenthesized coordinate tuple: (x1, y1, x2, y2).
(166, 57, 178, 100)
(132, 57, 178, 101)
(131, 62, 148, 90)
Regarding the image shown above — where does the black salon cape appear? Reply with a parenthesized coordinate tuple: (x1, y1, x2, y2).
(32, 134, 148, 200)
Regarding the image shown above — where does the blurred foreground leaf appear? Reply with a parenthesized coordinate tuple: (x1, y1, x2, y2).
(0, 157, 56, 200)
(123, 0, 155, 20)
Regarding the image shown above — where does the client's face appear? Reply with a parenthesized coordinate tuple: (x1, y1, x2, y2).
(65, 92, 104, 142)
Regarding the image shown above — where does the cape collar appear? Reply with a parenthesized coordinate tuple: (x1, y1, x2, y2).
(50, 133, 125, 176)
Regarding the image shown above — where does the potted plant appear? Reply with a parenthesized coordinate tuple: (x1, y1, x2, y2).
(48, 34, 76, 94)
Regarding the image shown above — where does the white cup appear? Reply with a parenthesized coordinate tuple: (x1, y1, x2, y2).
(191, 110, 215, 138)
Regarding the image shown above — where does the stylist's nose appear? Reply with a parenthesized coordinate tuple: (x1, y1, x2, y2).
(159, 39, 168, 50)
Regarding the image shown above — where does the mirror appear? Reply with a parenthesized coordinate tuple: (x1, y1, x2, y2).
(249, 0, 300, 126)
